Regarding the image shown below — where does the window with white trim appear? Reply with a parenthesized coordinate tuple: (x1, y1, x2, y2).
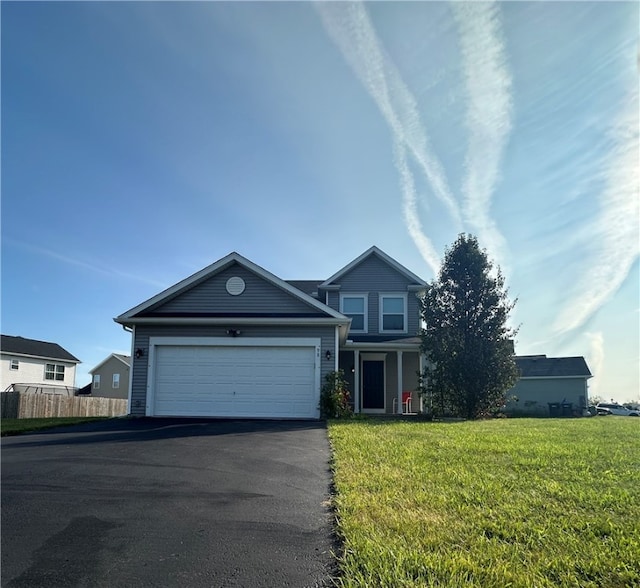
(113, 373, 120, 389)
(93, 375, 101, 390)
(380, 294, 407, 333)
(341, 294, 368, 333)
(10, 359, 19, 371)
(45, 363, 65, 381)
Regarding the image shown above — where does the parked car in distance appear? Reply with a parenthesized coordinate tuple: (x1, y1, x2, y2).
(595, 403, 639, 416)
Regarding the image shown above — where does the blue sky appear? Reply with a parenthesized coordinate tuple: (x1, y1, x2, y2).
(2, 1, 638, 402)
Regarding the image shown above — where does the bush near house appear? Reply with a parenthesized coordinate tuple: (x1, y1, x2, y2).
(328, 418, 640, 587)
(320, 370, 352, 419)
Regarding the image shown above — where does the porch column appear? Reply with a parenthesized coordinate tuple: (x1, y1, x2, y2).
(353, 350, 360, 413)
(419, 352, 426, 413)
(397, 350, 403, 414)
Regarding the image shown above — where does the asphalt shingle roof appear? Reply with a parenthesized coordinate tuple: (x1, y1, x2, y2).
(1, 335, 80, 363)
(515, 355, 591, 378)
(285, 280, 322, 297)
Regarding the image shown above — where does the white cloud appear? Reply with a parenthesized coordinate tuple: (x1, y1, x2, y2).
(451, 0, 512, 269)
(315, 1, 461, 274)
(552, 88, 640, 335)
(584, 331, 604, 398)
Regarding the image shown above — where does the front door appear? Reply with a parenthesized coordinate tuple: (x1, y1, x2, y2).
(362, 360, 385, 411)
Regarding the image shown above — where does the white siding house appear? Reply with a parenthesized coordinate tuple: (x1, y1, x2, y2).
(1, 335, 80, 392)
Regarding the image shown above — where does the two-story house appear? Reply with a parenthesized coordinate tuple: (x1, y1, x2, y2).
(0, 334, 80, 392)
(89, 353, 131, 400)
(115, 246, 426, 419)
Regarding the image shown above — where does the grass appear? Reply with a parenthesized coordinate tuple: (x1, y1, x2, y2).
(1, 416, 110, 436)
(328, 417, 640, 587)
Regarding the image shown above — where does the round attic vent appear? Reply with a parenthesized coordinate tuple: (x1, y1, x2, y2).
(226, 276, 245, 296)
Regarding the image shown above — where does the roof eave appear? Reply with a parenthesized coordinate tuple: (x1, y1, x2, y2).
(114, 316, 351, 327)
(320, 246, 427, 288)
(0, 351, 80, 364)
(518, 374, 593, 380)
(116, 252, 347, 322)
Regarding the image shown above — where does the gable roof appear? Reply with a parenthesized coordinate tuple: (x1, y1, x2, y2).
(1, 335, 80, 363)
(320, 246, 427, 288)
(515, 355, 592, 379)
(89, 353, 131, 374)
(115, 252, 348, 325)
(285, 280, 322, 297)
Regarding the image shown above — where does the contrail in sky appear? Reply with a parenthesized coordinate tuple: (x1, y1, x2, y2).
(7, 238, 167, 288)
(552, 88, 640, 335)
(452, 0, 512, 268)
(315, 1, 461, 274)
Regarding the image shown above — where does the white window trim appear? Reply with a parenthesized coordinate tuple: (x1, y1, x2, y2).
(379, 293, 408, 334)
(45, 363, 65, 381)
(10, 359, 19, 371)
(93, 375, 101, 390)
(113, 373, 120, 389)
(340, 293, 368, 334)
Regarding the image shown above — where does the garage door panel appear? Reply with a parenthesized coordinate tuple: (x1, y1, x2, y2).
(152, 344, 318, 418)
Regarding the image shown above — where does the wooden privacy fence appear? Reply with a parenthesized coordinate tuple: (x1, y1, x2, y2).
(0, 392, 128, 419)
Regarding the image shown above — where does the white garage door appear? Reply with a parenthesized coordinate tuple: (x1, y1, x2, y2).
(151, 343, 319, 418)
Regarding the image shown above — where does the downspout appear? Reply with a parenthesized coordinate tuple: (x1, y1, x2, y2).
(121, 323, 135, 416)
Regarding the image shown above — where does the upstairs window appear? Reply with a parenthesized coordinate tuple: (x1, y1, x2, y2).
(341, 294, 368, 333)
(10, 359, 19, 371)
(45, 363, 65, 381)
(113, 373, 120, 389)
(380, 294, 407, 333)
(93, 375, 101, 390)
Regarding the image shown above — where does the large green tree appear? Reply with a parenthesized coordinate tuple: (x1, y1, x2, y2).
(419, 234, 519, 419)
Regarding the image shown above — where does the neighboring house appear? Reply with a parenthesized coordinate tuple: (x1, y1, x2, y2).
(115, 246, 426, 419)
(505, 355, 592, 417)
(0, 334, 80, 392)
(89, 354, 131, 399)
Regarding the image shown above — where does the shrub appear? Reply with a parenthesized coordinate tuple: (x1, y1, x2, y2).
(319, 369, 352, 418)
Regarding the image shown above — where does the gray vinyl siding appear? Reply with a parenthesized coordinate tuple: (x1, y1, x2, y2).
(338, 255, 414, 291)
(505, 378, 589, 416)
(150, 263, 323, 316)
(129, 324, 336, 416)
(383, 352, 421, 413)
(324, 255, 423, 337)
(338, 349, 421, 413)
(91, 357, 129, 400)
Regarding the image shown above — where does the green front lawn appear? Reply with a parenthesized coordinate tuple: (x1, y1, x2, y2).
(328, 417, 640, 587)
(1, 417, 110, 436)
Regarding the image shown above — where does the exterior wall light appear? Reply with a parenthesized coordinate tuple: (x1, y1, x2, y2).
(135, 348, 144, 359)
(325, 350, 332, 361)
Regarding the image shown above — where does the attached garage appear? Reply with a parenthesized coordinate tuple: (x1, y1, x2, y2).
(148, 338, 321, 418)
(115, 252, 351, 419)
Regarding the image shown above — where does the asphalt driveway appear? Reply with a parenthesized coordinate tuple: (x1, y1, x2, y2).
(1, 418, 336, 587)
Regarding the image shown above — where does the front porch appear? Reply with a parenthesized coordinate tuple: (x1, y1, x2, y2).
(338, 339, 425, 415)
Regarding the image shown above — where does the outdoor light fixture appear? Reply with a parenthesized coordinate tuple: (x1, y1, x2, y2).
(135, 348, 144, 359)
(226, 329, 241, 337)
(325, 350, 332, 361)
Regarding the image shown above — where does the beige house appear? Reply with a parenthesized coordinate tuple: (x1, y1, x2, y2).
(89, 354, 130, 400)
